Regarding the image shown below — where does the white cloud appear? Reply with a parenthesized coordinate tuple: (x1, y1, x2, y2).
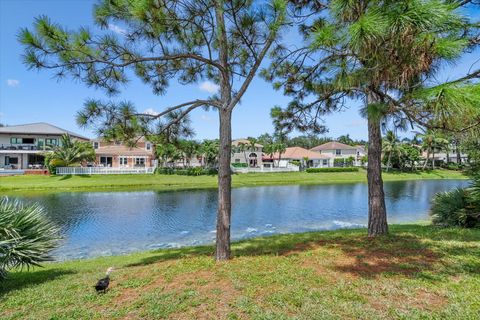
(6, 79, 19, 87)
(108, 23, 126, 35)
(200, 114, 212, 121)
(143, 108, 159, 116)
(199, 81, 219, 94)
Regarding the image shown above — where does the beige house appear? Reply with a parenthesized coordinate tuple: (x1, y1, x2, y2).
(92, 138, 155, 168)
(310, 141, 366, 167)
(0, 122, 88, 170)
(271, 146, 331, 168)
(231, 139, 263, 167)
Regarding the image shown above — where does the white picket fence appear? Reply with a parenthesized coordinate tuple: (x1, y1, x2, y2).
(56, 167, 155, 175)
(231, 165, 299, 173)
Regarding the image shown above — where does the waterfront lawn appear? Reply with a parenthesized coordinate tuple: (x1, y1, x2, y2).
(1, 224, 479, 319)
(0, 169, 466, 192)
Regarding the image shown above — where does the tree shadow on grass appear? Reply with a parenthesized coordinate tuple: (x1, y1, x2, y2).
(124, 224, 479, 280)
(59, 174, 72, 181)
(0, 268, 76, 297)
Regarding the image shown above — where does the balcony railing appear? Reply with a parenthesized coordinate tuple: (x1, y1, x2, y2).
(0, 144, 45, 151)
(56, 166, 155, 175)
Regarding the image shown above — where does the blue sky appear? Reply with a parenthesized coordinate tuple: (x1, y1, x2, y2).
(1, 0, 478, 140)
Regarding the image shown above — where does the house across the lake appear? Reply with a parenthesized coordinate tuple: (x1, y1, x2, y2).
(267, 146, 331, 168)
(0, 122, 89, 170)
(231, 139, 263, 167)
(310, 141, 366, 167)
(91, 138, 156, 168)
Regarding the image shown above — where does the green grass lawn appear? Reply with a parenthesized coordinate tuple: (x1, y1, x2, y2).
(0, 169, 467, 193)
(1, 224, 479, 319)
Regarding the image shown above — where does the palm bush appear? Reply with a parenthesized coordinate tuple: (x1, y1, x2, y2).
(431, 187, 479, 228)
(45, 134, 95, 173)
(0, 198, 61, 278)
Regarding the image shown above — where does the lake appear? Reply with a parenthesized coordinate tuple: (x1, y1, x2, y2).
(10, 179, 469, 260)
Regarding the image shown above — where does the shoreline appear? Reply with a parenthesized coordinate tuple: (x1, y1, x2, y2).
(0, 169, 467, 194)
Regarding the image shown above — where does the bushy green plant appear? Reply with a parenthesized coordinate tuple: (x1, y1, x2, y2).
(290, 160, 301, 166)
(231, 163, 248, 168)
(0, 198, 61, 278)
(46, 158, 67, 175)
(430, 188, 479, 228)
(155, 167, 218, 176)
(306, 167, 359, 173)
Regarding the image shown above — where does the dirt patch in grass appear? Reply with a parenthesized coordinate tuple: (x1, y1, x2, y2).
(165, 270, 243, 319)
(332, 247, 439, 277)
(368, 287, 447, 315)
(280, 237, 441, 278)
(108, 264, 242, 320)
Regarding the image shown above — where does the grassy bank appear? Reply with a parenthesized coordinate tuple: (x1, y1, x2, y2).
(0, 169, 466, 193)
(1, 224, 479, 319)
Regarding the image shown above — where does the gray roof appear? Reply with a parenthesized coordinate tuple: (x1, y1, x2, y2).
(0, 122, 89, 140)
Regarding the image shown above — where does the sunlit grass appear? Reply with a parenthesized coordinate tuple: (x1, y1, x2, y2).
(1, 224, 479, 319)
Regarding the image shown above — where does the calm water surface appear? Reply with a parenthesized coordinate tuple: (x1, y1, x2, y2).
(10, 179, 468, 260)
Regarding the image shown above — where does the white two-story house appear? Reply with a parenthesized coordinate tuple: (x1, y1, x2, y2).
(0, 122, 89, 170)
(310, 141, 366, 167)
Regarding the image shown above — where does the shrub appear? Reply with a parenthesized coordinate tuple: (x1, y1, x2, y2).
(305, 167, 359, 173)
(431, 188, 479, 228)
(291, 160, 301, 166)
(231, 163, 248, 168)
(155, 167, 218, 176)
(0, 198, 61, 278)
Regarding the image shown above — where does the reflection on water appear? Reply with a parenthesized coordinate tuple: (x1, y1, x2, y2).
(11, 179, 468, 260)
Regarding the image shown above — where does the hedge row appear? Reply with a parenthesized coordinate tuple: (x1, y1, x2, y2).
(231, 163, 248, 168)
(305, 167, 359, 173)
(156, 167, 218, 176)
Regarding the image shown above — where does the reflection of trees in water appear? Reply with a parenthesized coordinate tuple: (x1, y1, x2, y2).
(13, 193, 95, 235)
(385, 181, 411, 202)
(150, 190, 218, 235)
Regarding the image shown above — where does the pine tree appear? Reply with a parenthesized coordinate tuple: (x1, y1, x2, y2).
(20, 0, 287, 260)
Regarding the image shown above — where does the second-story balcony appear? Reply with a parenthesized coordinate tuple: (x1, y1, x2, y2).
(0, 144, 52, 151)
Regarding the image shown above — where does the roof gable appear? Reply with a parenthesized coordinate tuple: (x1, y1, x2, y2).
(310, 141, 357, 151)
(273, 146, 330, 160)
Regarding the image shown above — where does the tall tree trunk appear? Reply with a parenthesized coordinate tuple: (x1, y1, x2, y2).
(422, 150, 430, 170)
(456, 140, 462, 164)
(216, 108, 232, 260)
(432, 149, 435, 170)
(367, 96, 388, 236)
(386, 151, 391, 172)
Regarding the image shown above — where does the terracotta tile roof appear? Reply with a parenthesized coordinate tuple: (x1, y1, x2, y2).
(271, 147, 331, 160)
(95, 145, 153, 156)
(310, 141, 357, 151)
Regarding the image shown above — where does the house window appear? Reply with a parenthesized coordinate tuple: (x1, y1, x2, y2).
(146, 143, 151, 151)
(37, 138, 44, 149)
(10, 137, 21, 144)
(119, 157, 128, 166)
(235, 159, 240, 163)
(322, 159, 328, 166)
(45, 138, 57, 146)
(135, 158, 146, 166)
(100, 156, 112, 167)
(335, 149, 342, 156)
(93, 142, 99, 149)
(6, 156, 18, 165)
(22, 138, 34, 144)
